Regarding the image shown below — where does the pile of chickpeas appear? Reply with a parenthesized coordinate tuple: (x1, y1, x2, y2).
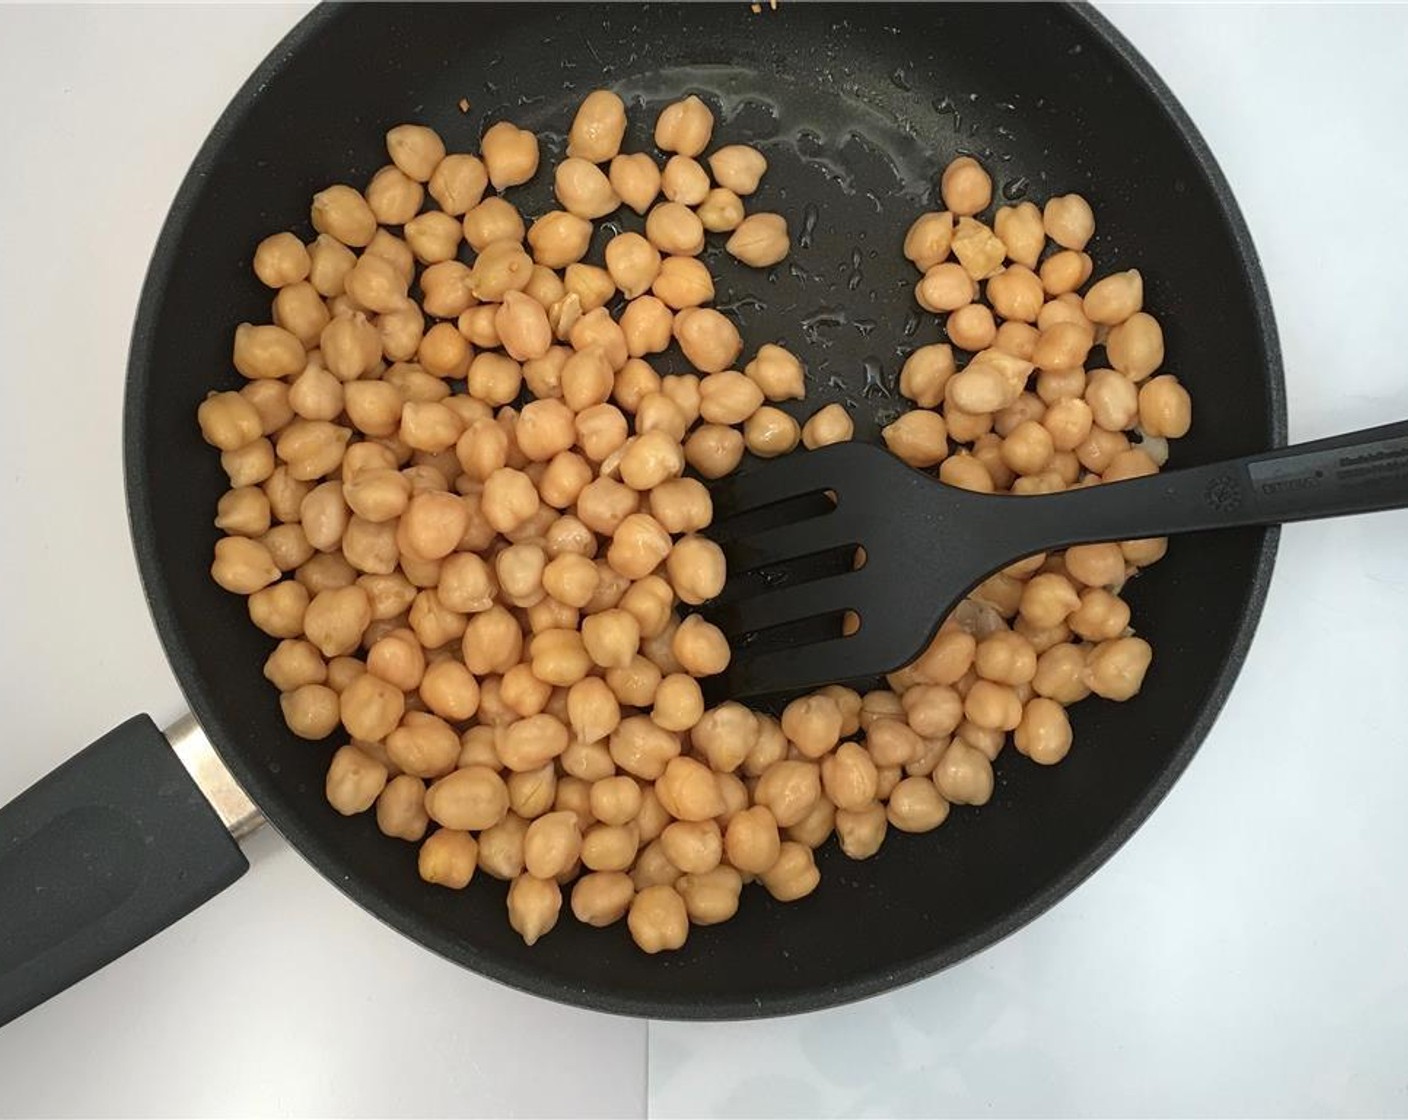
(199, 86, 1188, 955)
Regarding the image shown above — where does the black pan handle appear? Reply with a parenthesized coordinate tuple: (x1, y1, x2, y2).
(0, 715, 252, 1027)
(1003, 420, 1408, 552)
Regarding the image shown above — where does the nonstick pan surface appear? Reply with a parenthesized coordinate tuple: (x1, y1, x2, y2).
(125, 2, 1284, 1018)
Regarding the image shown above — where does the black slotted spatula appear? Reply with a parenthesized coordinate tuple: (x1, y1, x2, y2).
(704, 421, 1408, 699)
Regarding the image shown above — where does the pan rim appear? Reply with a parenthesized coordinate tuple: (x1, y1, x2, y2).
(123, 0, 1286, 1020)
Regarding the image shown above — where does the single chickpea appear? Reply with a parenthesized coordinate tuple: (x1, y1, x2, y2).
(198, 391, 264, 453)
(794, 402, 853, 450)
(744, 406, 802, 459)
(569, 871, 634, 927)
(589, 775, 643, 828)
(620, 296, 675, 358)
(683, 424, 745, 479)
(425, 765, 510, 831)
(882, 410, 949, 468)
(561, 345, 615, 411)
(479, 466, 539, 534)
(210, 533, 283, 595)
(279, 683, 340, 740)
(1009, 697, 1072, 765)
(366, 627, 426, 691)
(994, 321, 1041, 362)
(309, 184, 377, 248)
(462, 200, 525, 259)
(522, 810, 583, 878)
(726, 212, 790, 268)
(937, 155, 989, 214)
(381, 123, 443, 182)
(459, 605, 523, 676)
(1068, 587, 1131, 642)
(576, 476, 639, 536)
(885, 776, 950, 834)
(645, 201, 705, 256)
(703, 143, 765, 195)
(975, 630, 1038, 686)
(759, 841, 821, 902)
(1076, 425, 1132, 474)
(785, 793, 836, 849)
(641, 675, 702, 736)
(593, 499, 666, 574)
(562, 679, 618, 749)
(476, 120, 538, 189)
(608, 714, 680, 780)
(602, 232, 661, 301)
(609, 152, 662, 215)
(651, 254, 714, 310)
(984, 266, 1041, 325)
(527, 629, 594, 689)
(817, 742, 878, 811)
(695, 188, 743, 234)
(555, 156, 620, 220)
(320, 311, 383, 382)
(400, 210, 461, 266)
(827, 801, 885, 861)
(676, 865, 742, 926)
(962, 679, 1024, 732)
(417, 659, 480, 723)
(247, 579, 309, 638)
(662, 536, 726, 608)
(660, 373, 703, 425)
(1043, 193, 1095, 251)
(776, 694, 840, 759)
(720, 805, 778, 874)
(989, 203, 1041, 270)
(670, 614, 730, 677)
(567, 89, 627, 162)
(619, 429, 686, 490)
(695, 372, 762, 428)
(1039, 250, 1094, 297)
(273, 283, 332, 350)
(581, 821, 641, 873)
(1103, 448, 1160, 482)
(662, 155, 712, 206)
(946, 303, 996, 351)
(521, 210, 589, 271)
(1030, 642, 1090, 704)
(654, 94, 713, 156)
(422, 153, 486, 217)
(253, 231, 312, 289)
(660, 819, 723, 876)
(1018, 571, 1081, 630)
(931, 739, 993, 805)
(916, 263, 976, 314)
(490, 290, 550, 362)
(336, 670, 404, 741)
(903, 210, 954, 272)
(263, 638, 325, 694)
(1082, 368, 1137, 433)
(1033, 320, 1095, 373)
(412, 828, 480, 892)
(936, 452, 992, 493)
(1063, 541, 1126, 588)
(1083, 268, 1143, 326)
(506, 873, 562, 946)
(626, 883, 687, 952)
(372, 773, 429, 843)
(325, 744, 388, 816)
(232, 322, 306, 383)
(753, 759, 821, 828)
(1084, 635, 1153, 701)
(1041, 397, 1094, 453)
(306, 233, 357, 298)
(467, 812, 525, 880)
(386, 711, 461, 779)
(582, 608, 642, 670)
(1000, 419, 1056, 477)
(1138, 375, 1192, 438)
(951, 216, 1007, 280)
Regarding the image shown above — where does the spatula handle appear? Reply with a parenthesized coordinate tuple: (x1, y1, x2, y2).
(999, 419, 1408, 553)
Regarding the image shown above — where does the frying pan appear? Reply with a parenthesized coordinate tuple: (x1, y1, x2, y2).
(0, 1, 1284, 1023)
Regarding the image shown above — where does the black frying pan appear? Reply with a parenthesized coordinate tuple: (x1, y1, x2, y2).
(0, 1, 1284, 1023)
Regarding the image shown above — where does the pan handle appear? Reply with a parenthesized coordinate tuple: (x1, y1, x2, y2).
(0, 714, 257, 1027)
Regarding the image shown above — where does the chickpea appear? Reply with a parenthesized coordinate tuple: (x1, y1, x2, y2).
(379, 123, 443, 183)
(210, 533, 283, 597)
(718, 805, 778, 875)
(307, 184, 376, 248)
(424, 765, 509, 831)
(962, 678, 1024, 732)
(915, 263, 976, 315)
(198, 391, 263, 453)
(385, 711, 460, 778)
(230, 323, 303, 384)
(505, 873, 561, 946)
(1034, 251, 1091, 298)
(271, 284, 330, 351)
(988, 203, 1041, 271)
(739, 405, 798, 459)
(670, 865, 739, 926)
(565, 871, 632, 928)
(771, 695, 838, 761)
(1032, 319, 1094, 374)
(1034, 398, 1091, 455)
(995, 419, 1053, 478)
(555, 87, 628, 163)
(943, 304, 994, 353)
(577, 820, 638, 873)
(320, 312, 382, 382)
(1075, 425, 1131, 474)
(486, 290, 550, 363)
(787, 403, 853, 454)
(300, 584, 371, 657)
(616, 431, 682, 493)
(882, 776, 948, 834)
(814, 742, 876, 812)
(951, 216, 1006, 280)
(263, 639, 325, 694)
(1060, 543, 1122, 590)
(420, 153, 485, 218)
(323, 743, 387, 816)
(246, 580, 307, 639)
(1083, 268, 1143, 326)
(589, 235, 659, 305)
(608, 152, 662, 215)
(639, 674, 700, 735)
(683, 703, 754, 775)
(366, 773, 429, 844)
(1081, 635, 1153, 701)
(518, 809, 580, 878)
(936, 156, 989, 217)
(1078, 371, 1135, 436)
(645, 257, 710, 314)
(645, 201, 705, 257)
(1103, 448, 1159, 483)
(1027, 642, 1088, 705)
(304, 234, 356, 299)
(670, 614, 730, 677)
(456, 605, 519, 676)
(934, 452, 989, 494)
(608, 714, 679, 780)
(1042, 193, 1095, 251)
(817, 802, 883, 865)
(413, 660, 478, 726)
(648, 92, 710, 152)
(695, 187, 744, 234)
(1017, 571, 1080, 630)
(973, 631, 1037, 688)
(365, 626, 425, 691)
(726, 212, 790, 268)
(584, 775, 639, 828)
(468, 119, 536, 192)
(929, 739, 992, 805)
(982, 267, 1041, 327)
(527, 628, 593, 689)
(759, 841, 820, 902)
(250, 231, 311, 290)
(661, 535, 723, 607)
(878, 409, 946, 469)
(580, 608, 641, 670)
(659, 373, 703, 425)
(277, 683, 337, 740)
(403, 210, 463, 265)
(617, 576, 674, 639)
(656, 818, 720, 875)
(657, 155, 707, 206)
(1138, 374, 1192, 438)
(753, 759, 820, 828)
(1067, 586, 1130, 642)
(554, 156, 620, 220)
(465, 812, 524, 881)
(334, 672, 403, 744)
(611, 296, 672, 359)
(623, 882, 686, 952)
(902, 210, 954, 271)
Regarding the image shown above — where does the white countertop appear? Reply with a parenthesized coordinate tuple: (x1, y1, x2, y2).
(1, 4, 1405, 1117)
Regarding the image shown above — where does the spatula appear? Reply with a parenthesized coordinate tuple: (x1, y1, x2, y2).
(704, 420, 1408, 699)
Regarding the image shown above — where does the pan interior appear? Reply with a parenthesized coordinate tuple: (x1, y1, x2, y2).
(127, 3, 1282, 1017)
